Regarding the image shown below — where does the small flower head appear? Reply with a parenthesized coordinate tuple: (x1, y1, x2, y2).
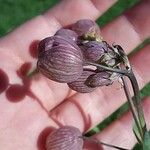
(68, 70, 96, 93)
(96, 42, 120, 67)
(86, 72, 113, 87)
(80, 41, 107, 62)
(72, 19, 102, 41)
(37, 36, 83, 83)
(46, 126, 83, 150)
(37, 19, 124, 93)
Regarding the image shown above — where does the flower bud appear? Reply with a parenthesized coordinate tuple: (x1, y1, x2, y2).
(37, 36, 83, 83)
(68, 70, 96, 93)
(46, 126, 83, 150)
(38, 35, 79, 57)
(86, 72, 113, 87)
(92, 41, 119, 67)
(80, 41, 107, 62)
(55, 28, 78, 42)
(72, 19, 102, 41)
(98, 52, 117, 67)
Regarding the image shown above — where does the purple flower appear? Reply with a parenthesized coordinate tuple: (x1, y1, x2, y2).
(71, 19, 101, 41)
(86, 72, 113, 87)
(46, 126, 83, 150)
(68, 70, 96, 93)
(37, 36, 83, 83)
(37, 19, 122, 93)
(80, 41, 107, 62)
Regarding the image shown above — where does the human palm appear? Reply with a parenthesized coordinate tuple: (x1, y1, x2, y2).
(0, 0, 150, 150)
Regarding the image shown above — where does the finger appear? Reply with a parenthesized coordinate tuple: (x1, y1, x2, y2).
(101, 0, 150, 53)
(90, 96, 150, 150)
(50, 43, 150, 132)
(0, 92, 59, 149)
(0, 0, 117, 111)
(45, 0, 117, 26)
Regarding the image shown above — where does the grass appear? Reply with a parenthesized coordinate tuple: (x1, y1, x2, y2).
(0, 0, 140, 36)
(97, 0, 140, 27)
(0, 0, 150, 149)
(0, 0, 59, 37)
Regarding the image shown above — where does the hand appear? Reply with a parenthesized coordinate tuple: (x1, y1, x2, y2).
(0, 0, 150, 149)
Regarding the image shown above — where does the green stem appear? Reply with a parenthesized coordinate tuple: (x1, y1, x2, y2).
(85, 61, 129, 75)
(127, 71, 147, 138)
(27, 68, 38, 77)
(86, 61, 147, 141)
(121, 76, 143, 143)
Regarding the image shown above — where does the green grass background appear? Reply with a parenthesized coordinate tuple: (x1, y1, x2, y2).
(0, 0, 149, 149)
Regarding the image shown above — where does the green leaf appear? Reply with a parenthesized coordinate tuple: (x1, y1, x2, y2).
(133, 143, 142, 150)
(133, 112, 147, 143)
(143, 131, 150, 150)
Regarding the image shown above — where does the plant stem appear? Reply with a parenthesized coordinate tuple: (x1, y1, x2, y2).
(85, 61, 129, 75)
(121, 76, 142, 143)
(27, 68, 38, 77)
(86, 61, 147, 142)
(127, 70, 147, 138)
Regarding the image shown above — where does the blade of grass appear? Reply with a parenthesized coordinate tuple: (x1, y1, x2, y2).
(96, 0, 140, 27)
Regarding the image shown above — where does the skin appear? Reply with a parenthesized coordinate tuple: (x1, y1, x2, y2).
(0, 0, 150, 149)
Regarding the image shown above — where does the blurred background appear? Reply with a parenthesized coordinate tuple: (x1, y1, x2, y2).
(0, 0, 141, 37)
(0, 0, 149, 149)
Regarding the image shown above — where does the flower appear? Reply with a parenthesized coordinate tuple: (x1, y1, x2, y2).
(86, 72, 113, 87)
(37, 35, 83, 83)
(37, 19, 123, 92)
(46, 126, 83, 150)
(68, 69, 96, 93)
(71, 19, 102, 41)
(79, 41, 107, 62)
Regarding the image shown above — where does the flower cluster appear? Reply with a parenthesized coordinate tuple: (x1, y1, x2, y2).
(37, 19, 122, 93)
